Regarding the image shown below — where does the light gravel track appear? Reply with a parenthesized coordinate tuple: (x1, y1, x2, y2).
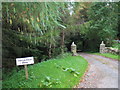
(78, 53, 118, 88)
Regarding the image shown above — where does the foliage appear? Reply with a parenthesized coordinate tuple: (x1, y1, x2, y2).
(112, 40, 120, 49)
(2, 2, 67, 34)
(2, 53, 88, 88)
(86, 2, 118, 49)
(56, 64, 80, 77)
(39, 76, 61, 88)
(2, 2, 119, 74)
(2, 2, 69, 69)
(66, 2, 118, 52)
(2, 2, 68, 48)
(2, 28, 48, 69)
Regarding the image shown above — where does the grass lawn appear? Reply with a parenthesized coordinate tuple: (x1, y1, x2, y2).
(3, 53, 88, 88)
(93, 53, 119, 60)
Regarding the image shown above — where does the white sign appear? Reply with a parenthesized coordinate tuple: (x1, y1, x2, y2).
(16, 57, 34, 66)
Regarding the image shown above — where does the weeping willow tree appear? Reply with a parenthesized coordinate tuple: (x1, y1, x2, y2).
(2, 2, 69, 69)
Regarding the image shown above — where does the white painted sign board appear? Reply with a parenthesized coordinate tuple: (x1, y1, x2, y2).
(16, 57, 34, 66)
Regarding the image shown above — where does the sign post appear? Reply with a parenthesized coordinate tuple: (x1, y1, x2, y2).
(24, 65, 28, 80)
(16, 57, 34, 80)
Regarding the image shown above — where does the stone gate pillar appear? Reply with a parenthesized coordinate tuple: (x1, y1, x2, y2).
(71, 42, 77, 56)
(100, 41, 105, 53)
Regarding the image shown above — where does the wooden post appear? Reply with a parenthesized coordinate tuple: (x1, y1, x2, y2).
(24, 65, 28, 80)
(16, 57, 34, 80)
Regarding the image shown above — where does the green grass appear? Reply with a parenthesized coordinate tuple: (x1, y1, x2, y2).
(3, 53, 88, 88)
(93, 53, 119, 60)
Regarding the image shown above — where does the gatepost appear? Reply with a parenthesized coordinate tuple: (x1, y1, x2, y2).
(100, 41, 105, 53)
(71, 42, 77, 56)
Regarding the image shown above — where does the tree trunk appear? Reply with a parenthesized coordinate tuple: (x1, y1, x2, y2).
(48, 43, 52, 58)
(61, 30, 65, 54)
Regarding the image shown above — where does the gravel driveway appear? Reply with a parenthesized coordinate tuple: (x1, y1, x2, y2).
(77, 53, 118, 88)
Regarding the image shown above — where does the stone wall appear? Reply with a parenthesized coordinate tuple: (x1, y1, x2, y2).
(100, 41, 120, 55)
(105, 47, 120, 55)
